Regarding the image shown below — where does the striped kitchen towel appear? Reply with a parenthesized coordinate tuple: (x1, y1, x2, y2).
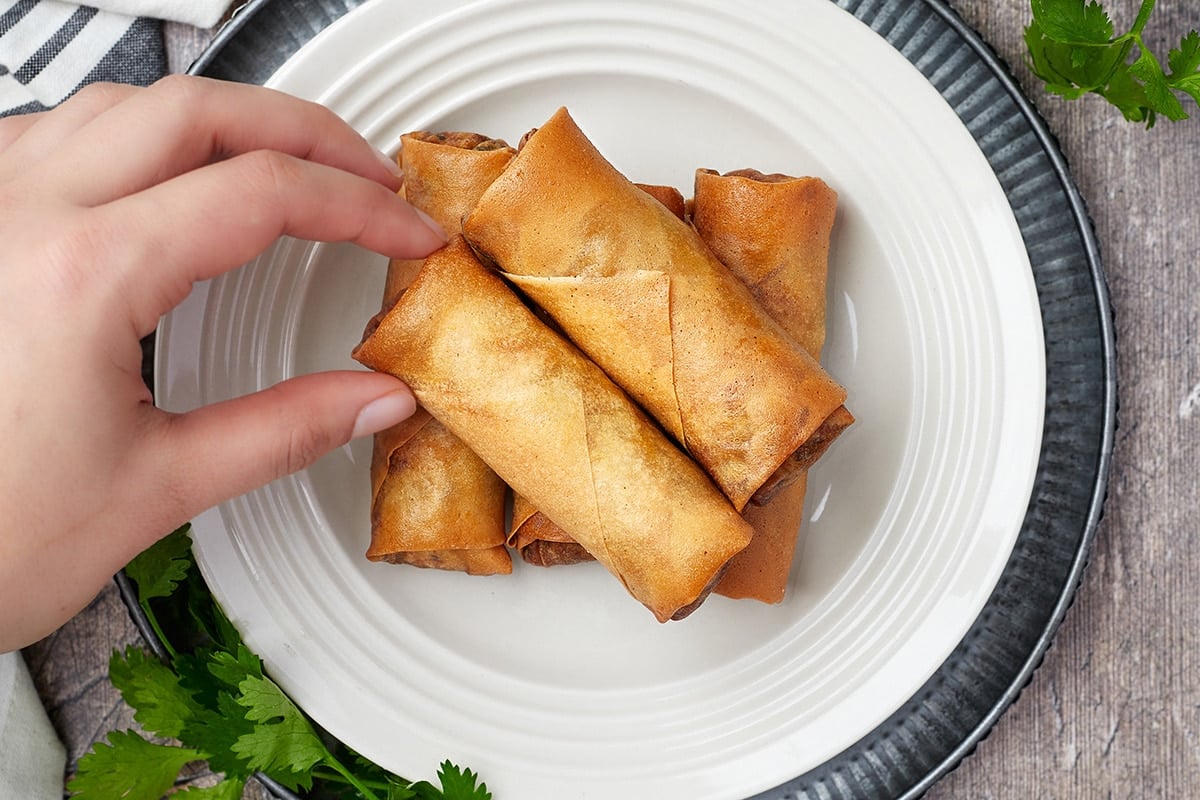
(0, 0, 233, 117)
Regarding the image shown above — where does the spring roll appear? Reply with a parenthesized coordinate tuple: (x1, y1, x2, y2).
(382, 131, 516, 309)
(354, 237, 753, 621)
(462, 107, 852, 511)
(367, 408, 510, 574)
(366, 131, 516, 574)
(509, 494, 592, 567)
(509, 175, 839, 604)
(693, 168, 838, 603)
(692, 169, 834, 357)
(507, 183, 689, 566)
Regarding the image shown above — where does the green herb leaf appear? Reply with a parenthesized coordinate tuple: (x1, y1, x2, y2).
(1168, 30, 1200, 75)
(387, 783, 420, 800)
(1100, 63, 1155, 123)
(1168, 31, 1200, 106)
(1030, 0, 1114, 44)
(407, 761, 493, 800)
(208, 643, 264, 687)
(231, 674, 327, 790)
(1025, 0, 1199, 126)
(109, 520, 490, 799)
(125, 524, 194, 602)
(433, 760, 492, 800)
(177, 689, 259, 782)
(68, 730, 201, 800)
(1128, 46, 1189, 122)
(108, 646, 195, 740)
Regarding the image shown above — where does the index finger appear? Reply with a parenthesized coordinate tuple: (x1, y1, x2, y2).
(93, 149, 444, 335)
(33, 75, 402, 206)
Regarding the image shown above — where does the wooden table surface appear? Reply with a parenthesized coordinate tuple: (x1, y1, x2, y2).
(22, 1, 1200, 798)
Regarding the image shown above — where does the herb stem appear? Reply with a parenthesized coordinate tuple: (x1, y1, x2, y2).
(310, 767, 394, 791)
(1131, 0, 1156, 36)
(321, 755, 384, 800)
(139, 600, 177, 660)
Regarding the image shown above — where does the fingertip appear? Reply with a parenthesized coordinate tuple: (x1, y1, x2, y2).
(411, 205, 448, 244)
(351, 387, 418, 438)
(375, 147, 404, 183)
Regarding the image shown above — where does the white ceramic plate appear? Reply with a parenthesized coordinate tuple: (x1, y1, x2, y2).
(156, 0, 1045, 797)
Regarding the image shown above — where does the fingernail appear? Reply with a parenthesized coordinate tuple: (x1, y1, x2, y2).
(376, 148, 403, 180)
(413, 206, 448, 243)
(352, 389, 417, 438)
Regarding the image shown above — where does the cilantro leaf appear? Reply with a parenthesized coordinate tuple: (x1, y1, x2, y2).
(110, 520, 491, 800)
(231, 674, 327, 790)
(434, 761, 492, 800)
(388, 783, 419, 800)
(1168, 30, 1200, 76)
(1128, 47, 1189, 121)
(1030, 0, 1114, 45)
(207, 643, 264, 687)
(108, 646, 195, 740)
(1168, 31, 1200, 106)
(178, 690, 259, 782)
(1174, 73, 1200, 107)
(405, 761, 493, 800)
(1025, 0, 1200, 126)
(1101, 63, 1155, 123)
(125, 524, 194, 602)
(68, 730, 201, 800)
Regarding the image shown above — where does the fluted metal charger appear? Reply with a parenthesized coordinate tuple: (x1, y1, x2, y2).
(134, 1, 1113, 798)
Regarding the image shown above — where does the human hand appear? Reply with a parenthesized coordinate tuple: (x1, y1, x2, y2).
(0, 76, 445, 651)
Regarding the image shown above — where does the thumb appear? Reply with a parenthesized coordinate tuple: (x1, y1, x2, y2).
(146, 370, 416, 524)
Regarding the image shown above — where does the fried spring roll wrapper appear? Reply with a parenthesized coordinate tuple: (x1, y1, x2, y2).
(382, 131, 516, 309)
(367, 131, 516, 574)
(509, 494, 593, 567)
(508, 182, 689, 567)
(727, 475, 809, 601)
(354, 237, 753, 622)
(368, 408, 510, 574)
(513, 176, 841, 600)
(462, 107, 850, 511)
(692, 169, 835, 356)
(693, 168, 838, 603)
(634, 182, 687, 221)
(507, 192, 679, 566)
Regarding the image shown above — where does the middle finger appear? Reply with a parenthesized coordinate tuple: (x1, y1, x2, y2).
(0, 82, 139, 168)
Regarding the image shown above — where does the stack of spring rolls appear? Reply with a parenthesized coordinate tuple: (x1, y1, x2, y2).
(353, 108, 853, 621)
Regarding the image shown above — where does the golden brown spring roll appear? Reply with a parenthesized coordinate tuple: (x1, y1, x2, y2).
(354, 237, 753, 622)
(366, 131, 516, 574)
(462, 107, 851, 511)
(368, 408, 510, 574)
(693, 168, 838, 603)
(634, 182, 687, 221)
(382, 131, 516, 310)
(508, 175, 839, 602)
(507, 183, 689, 567)
(509, 494, 592, 567)
(692, 169, 835, 357)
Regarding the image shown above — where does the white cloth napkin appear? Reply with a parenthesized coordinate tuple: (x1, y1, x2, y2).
(0, 652, 65, 800)
(0, 0, 235, 116)
(76, 0, 233, 28)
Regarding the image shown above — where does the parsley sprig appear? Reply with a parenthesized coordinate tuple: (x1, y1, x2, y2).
(68, 525, 491, 800)
(1025, 0, 1200, 126)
